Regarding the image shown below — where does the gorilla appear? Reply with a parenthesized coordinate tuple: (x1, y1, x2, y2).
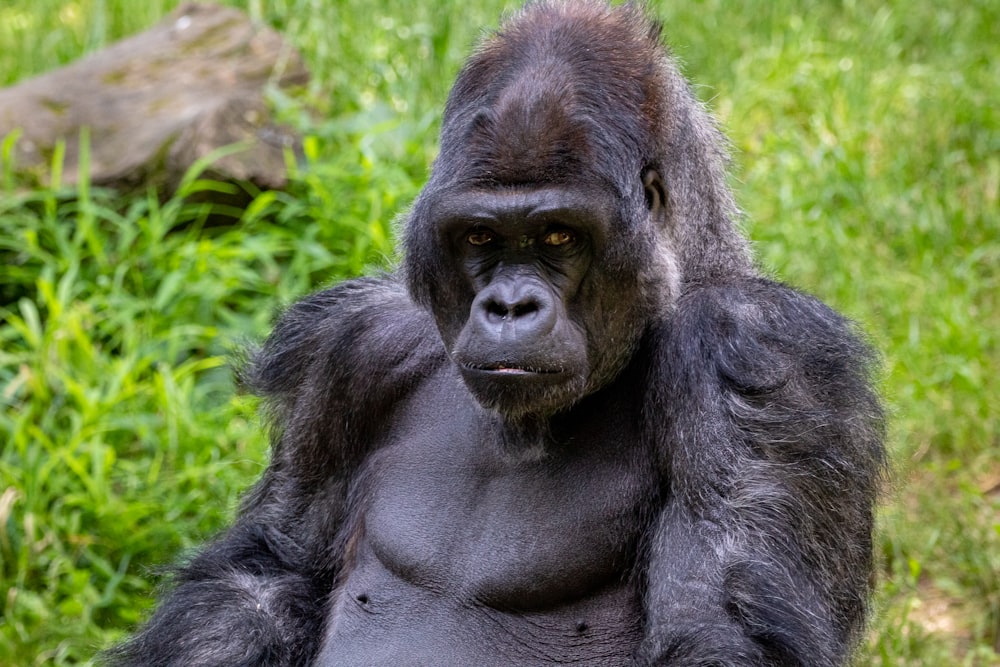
(109, 2, 885, 665)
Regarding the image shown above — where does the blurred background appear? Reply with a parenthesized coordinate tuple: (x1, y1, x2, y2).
(0, 0, 996, 664)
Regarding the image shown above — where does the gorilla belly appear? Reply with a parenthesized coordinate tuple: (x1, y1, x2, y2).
(317, 544, 643, 666)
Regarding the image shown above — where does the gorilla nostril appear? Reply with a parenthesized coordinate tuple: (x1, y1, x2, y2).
(486, 300, 509, 319)
(484, 299, 539, 321)
(511, 301, 539, 318)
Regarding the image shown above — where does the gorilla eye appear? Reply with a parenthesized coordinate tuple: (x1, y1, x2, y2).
(542, 230, 575, 247)
(467, 230, 496, 246)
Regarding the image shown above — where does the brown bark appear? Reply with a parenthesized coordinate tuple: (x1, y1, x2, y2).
(0, 2, 309, 193)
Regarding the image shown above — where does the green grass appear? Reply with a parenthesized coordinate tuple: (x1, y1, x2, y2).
(1, 0, 997, 664)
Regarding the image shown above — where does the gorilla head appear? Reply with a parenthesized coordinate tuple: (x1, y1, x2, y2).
(404, 1, 752, 418)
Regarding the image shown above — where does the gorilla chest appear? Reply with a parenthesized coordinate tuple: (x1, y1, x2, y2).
(362, 405, 650, 608)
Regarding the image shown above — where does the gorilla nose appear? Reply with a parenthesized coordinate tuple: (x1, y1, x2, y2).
(473, 285, 557, 339)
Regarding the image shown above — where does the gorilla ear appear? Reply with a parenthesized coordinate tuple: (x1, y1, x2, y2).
(642, 168, 667, 218)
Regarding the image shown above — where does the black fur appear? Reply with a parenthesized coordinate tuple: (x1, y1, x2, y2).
(107, 2, 885, 665)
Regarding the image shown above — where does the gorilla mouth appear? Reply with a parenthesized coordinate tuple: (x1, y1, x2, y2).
(466, 363, 564, 375)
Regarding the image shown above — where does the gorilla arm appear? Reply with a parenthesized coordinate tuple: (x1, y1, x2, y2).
(106, 277, 444, 667)
(639, 280, 886, 667)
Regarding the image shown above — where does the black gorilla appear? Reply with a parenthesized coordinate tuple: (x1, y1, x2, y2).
(110, 2, 885, 665)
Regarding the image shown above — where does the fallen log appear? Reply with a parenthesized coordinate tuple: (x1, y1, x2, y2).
(0, 2, 309, 193)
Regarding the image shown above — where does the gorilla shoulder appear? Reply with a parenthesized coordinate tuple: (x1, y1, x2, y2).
(245, 276, 446, 438)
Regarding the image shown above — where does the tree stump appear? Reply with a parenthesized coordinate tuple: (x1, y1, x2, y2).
(0, 2, 309, 193)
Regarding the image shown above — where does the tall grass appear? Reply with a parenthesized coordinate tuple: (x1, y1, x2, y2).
(1, 1, 997, 664)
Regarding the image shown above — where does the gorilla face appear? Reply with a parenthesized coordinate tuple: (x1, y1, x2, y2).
(415, 180, 663, 419)
(435, 187, 599, 416)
